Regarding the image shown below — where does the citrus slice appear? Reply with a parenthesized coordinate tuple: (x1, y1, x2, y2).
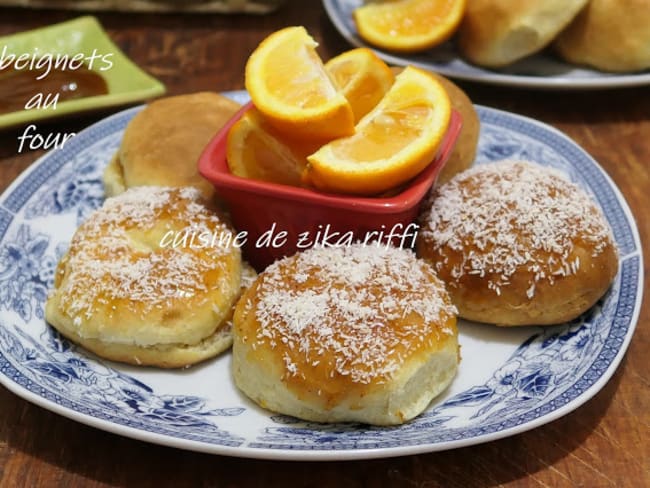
(245, 26, 355, 140)
(305, 66, 452, 195)
(227, 108, 320, 187)
(325, 47, 395, 122)
(354, 0, 467, 53)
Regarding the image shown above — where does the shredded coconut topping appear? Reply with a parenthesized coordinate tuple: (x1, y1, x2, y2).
(248, 244, 457, 385)
(420, 160, 615, 296)
(55, 186, 238, 321)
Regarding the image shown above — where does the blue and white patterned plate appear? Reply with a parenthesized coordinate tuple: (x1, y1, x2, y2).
(323, 0, 650, 90)
(0, 91, 642, 460)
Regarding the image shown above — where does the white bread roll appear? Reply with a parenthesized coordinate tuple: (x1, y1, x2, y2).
(554, 0, 650, 72)
(458, 0, 589, 67)
(104, 92, 241, 200)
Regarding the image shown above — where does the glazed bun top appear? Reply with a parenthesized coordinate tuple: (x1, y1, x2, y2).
(51, 186, 241, 347)
(236, 244, 457, 390)
(420, 160, 615, 297)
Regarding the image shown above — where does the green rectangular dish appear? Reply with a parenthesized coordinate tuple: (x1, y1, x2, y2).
(0, 16, 165, 129)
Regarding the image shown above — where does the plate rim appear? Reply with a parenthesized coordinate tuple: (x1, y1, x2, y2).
(0, 100, 643, 461)
(322, 0, 650, 90)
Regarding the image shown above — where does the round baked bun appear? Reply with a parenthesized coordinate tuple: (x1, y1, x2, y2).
(417, 160, 619, 326)
(103, 92, 241, 200)
(458, 0, 589, 67)
(554, 0, 650, 72)
(45, 186, 243, 368)
(232, 244, 459, 425)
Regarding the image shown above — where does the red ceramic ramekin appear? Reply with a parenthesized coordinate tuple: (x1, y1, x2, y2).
(198, 102, 462, 271)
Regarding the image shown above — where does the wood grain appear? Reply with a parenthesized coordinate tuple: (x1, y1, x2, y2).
(1, 1, 649, 486)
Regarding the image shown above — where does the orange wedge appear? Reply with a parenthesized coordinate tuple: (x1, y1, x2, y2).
(354, 0, 466, 53)
(325, 48, 395, 122)
(245, 26, 355, 140)
(305, 66, 451, 195)
(227, 108, 321, 187)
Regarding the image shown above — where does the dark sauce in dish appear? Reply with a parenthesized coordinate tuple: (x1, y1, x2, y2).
(0, 61, 108, 115)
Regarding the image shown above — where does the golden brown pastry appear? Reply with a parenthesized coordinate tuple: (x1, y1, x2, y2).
(232, 244, 459, 425)
(45, 186, 243, 368)
(554, 0, 650, 72)
(458, 0, 589, 67)
(103, 92, 241, 200)
(417, 160, 619, 326)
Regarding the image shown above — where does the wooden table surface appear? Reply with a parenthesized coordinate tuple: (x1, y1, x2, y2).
(0, 2, 648, 486)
